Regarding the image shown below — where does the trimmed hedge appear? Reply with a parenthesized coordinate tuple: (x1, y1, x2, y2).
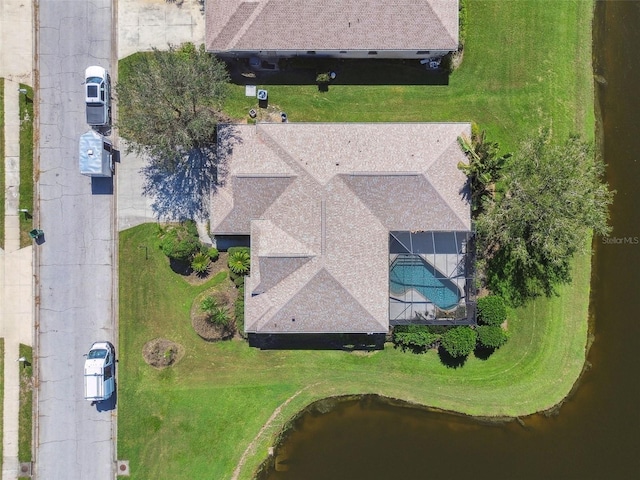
(476, 325, 509, 349)
(392, 325, 440, 353)
(440, 326, 477, 358)
(476, 295, 507, 326)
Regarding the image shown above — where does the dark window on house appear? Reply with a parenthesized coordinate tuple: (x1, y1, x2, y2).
(307, 51, 316, 55)
(417, 51, 431, 55)
(368, 51, 378, 55)
(340, 50, 347, 54)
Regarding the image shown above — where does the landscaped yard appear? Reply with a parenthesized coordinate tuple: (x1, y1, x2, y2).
(118, 1, 596, 479)
(119, 225, 590, 479)
(223, 1, 594, 151)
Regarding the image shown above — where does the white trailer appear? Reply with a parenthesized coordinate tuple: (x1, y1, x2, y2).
(79, 130, 113, 177)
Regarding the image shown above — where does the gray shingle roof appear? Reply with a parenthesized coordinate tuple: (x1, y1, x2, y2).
(206, 0, 459, 52)
(211, 123, 471, 334)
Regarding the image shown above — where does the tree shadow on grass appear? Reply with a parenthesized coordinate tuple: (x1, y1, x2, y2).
(141, 126, 239, 221)
(474, 344, 496, 361)
(437, 347, 469, 369)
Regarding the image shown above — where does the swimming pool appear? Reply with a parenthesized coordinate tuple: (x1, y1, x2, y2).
(389, 254, 461, 310)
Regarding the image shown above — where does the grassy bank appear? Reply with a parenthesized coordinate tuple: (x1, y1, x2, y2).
(18, 84, 33, 247)
(18, 344, 32, 462)
(118, 1, 595, 478)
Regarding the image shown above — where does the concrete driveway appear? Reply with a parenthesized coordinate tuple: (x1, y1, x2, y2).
(118, 0, 205, 59)
(117, 0, 206, 231)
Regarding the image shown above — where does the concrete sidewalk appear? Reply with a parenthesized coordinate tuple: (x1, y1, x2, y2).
(1, 0, 35, 478)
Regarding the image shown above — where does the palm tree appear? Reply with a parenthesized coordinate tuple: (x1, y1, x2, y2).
(458, 130, 511, 212)
(228, 250, 250, 275)
(191, 252, 211, 274)
(201, 296, 230, 326)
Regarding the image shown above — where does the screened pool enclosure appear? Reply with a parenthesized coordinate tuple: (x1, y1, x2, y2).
(389, 231, 476, 325)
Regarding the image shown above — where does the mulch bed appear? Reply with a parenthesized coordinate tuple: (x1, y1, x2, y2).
(142, 338, 185, 369)
(191, 289, 237, 341)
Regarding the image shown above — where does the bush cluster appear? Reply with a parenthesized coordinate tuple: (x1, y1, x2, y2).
(476, 325, 509, 349)
(392, 325, 440, 353)
(476, 295, 507, 326)
(158, 221, 222, 274)
(235, 285, 245, 336)
(440, 326, 478, 358)
(159, 220, 202, 262)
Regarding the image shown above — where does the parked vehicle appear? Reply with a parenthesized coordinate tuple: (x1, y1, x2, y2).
(84, 342, 115, 403)
(85, 66, 110, 126)
(79, 129, 113, 177)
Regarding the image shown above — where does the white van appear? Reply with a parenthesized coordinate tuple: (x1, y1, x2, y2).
(84, 342, 115, 403)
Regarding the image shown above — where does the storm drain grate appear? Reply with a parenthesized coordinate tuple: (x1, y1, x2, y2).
(18, 462, 32, 478)
(117, 460, 130, 476)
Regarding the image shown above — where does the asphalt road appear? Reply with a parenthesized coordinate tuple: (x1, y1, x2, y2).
(35, 1, 116, 478)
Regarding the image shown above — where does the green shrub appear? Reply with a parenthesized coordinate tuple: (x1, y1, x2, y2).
(201, 295, 218, 313)
(234, 286, 245, 335)
(228, 250, 250, 275)
(476, 325, 509, 349)
(207, 247, 219, 262)
(440, 327, 477, 358)
(234, 275, 245, 288)
(316, 72, 331, 83)
(476, 295, 507, 326)
(201, 296, 230, 326)
(191, 252, 211, 274)
(228, 246, 250, 256)
(159, 221, 202, 262)
(392, 325, 440, 353)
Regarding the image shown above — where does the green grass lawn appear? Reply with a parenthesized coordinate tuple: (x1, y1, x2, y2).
(119, 225, 590, 480)
(18, 344, 32, 463)
(118, 1, 596, 479)
(224, 1, 594, 151)
(1, 79, 5, 249)
(18, 85, 33, 248)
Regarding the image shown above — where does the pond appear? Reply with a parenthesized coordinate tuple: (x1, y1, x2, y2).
(259, 2, 640, 478)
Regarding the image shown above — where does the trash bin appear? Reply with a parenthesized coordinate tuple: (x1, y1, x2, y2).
(280, 112, 288, 123)
(29, 229, 44, 239)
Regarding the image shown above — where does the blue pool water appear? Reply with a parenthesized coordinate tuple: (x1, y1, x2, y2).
(390, 255, 460, 310)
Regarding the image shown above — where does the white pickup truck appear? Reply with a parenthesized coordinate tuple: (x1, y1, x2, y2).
(84, 342, 115, 403)
(85, 66, 111, 127)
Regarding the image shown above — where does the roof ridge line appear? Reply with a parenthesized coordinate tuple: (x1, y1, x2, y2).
(424, 135, 470, 230)
(226, 0, 267, 50)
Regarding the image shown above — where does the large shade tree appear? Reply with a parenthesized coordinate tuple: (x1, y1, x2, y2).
(117, 43, 232, 220)
(477, 130, 614, 304)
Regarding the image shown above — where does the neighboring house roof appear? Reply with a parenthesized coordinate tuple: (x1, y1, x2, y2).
(206, 0, 459, 53)
(211, 123, 471, 334)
